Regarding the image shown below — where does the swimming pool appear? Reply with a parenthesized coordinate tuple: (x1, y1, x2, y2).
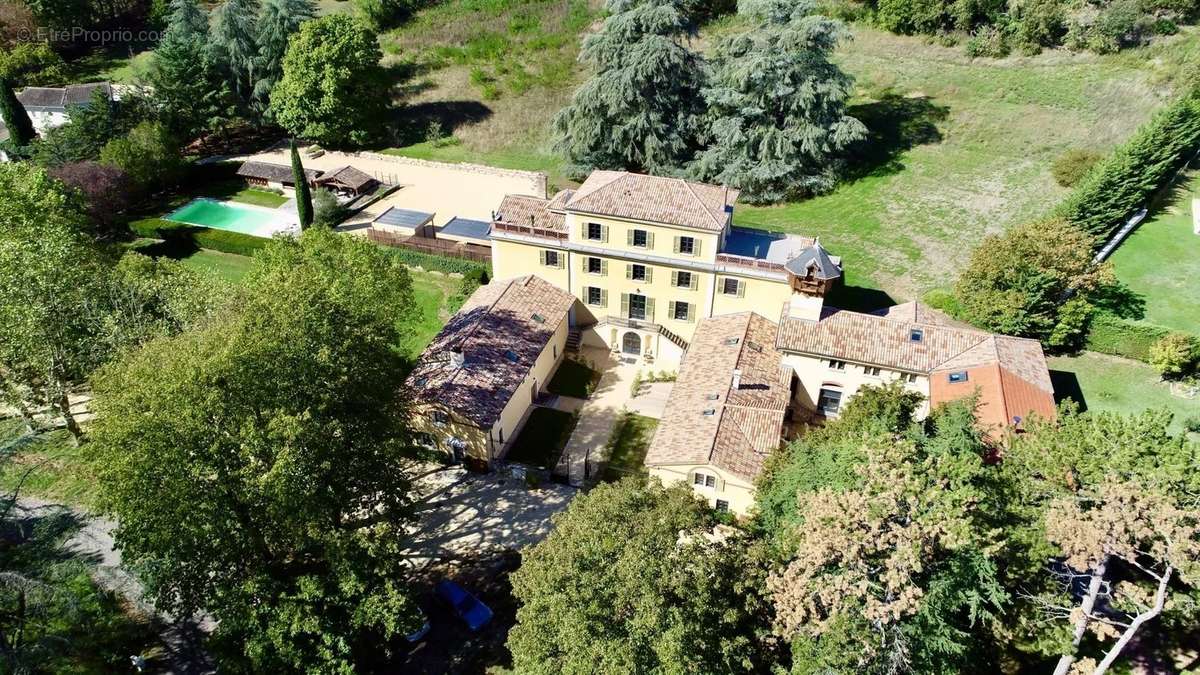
(165, 198, 293, 237)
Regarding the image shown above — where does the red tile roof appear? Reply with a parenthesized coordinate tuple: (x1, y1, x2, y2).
(565, 171, 738, 232)
(646, 312, 788, 480)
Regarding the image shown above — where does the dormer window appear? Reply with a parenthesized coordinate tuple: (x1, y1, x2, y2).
(706, 393, 720, 400)
(948, 371, 969, 383)
(910, 328, 924, 342)
(531, 313, 546, 324)
(724, 337, 740, 346)
(702, 409, 717, 416)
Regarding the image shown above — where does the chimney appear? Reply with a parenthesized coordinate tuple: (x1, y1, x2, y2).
(788, 292, 824, 322)
(731, 368, 742, 391)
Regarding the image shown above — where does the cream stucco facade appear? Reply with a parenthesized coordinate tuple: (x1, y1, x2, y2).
(648, 464, 757, 515)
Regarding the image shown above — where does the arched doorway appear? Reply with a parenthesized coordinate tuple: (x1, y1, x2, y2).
(622, 331, 642, 355)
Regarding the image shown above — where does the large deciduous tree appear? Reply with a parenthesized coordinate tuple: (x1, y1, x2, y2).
(269, 14, 389, 147)
(507, 477, 775, 674)
(553, 0, 706, 175)
(98, 120, 186, 192)
(253, 0, 316, 117)
(689, 0, 866, 203)
(1000, 408, 1200, 675)
(0, 164, 109, 443)
(954, 218, 1117, 349)
(761, 390, 1008, 674)
(90, 228, 423, 672)
(49, 161, 135, 240)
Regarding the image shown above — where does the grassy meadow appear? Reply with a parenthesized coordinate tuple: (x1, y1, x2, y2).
(1049, 353, 1199, 436)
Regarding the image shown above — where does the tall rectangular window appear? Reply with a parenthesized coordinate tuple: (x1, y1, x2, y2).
(587, 286, 602, 306)
(675, 271, 693, 288)
(721, 278, 740, 295)
(587, 257, 603, 274)
(628, 294, 647, 320)
(672, 301, 690, 322)
(817, 388, 842, 416)
(632, 229, 648, 247)
(542, 250, 560, 267)
(630, 264, 647, 281)
(586, 222, 603, 241)
(678, 236, 695, 255)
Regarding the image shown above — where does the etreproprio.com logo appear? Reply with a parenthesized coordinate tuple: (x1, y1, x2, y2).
(15, 26, 166, 44)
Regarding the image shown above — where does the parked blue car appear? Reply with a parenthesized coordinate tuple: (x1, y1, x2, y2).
(435, 580, 494, 631)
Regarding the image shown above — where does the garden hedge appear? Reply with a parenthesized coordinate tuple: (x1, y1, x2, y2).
(382, 246, 492, 277)
(1057, 91, 1200, 243)
(1084, 311, 1173, 362)
(129, 217, 268, 257)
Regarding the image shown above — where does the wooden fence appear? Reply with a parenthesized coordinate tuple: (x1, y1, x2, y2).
(364, 228, 492, 264)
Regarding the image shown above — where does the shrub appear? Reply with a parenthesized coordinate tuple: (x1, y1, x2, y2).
(312, 188, 347, 228)
(965, 25, 1010, 57)
(1057, 91, 1200, 242)
(1084, 312, 1171, 361)
(1051, 149, 1103, 187)
(99, 121, 186, 191)
(382, 246, 491, 276)
(1148, 332, 1199, 377)
(1184, 416, 1200, 434)
(129, 218, 268, 257)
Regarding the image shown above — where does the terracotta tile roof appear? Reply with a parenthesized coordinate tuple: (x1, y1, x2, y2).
(871, 301, 972, 329)
(494, 194, 566, 232)
(778, 304, 1056, 434)
(237, 160, 322, 183)
(404, 276, 575, 429)
(646, 312, 788, 480)
(565, 170, 739, 232)
(319, 165, 377, 190)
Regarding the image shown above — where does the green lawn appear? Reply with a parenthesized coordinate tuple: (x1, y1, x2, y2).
(603, 412, 658, 482)
(380, 2, 1199, 300)
(175, 248, 256, 283)
(228, 187, 289, 208)
(398, 269, 466, 359)
(0, 420, 101, 508)
(503, 407, 577, 470)
(63, 46, 155, 84)
(1048, 352, 1199, 436)
(1108, 171, 1200, 334)
(547, 359, 601, 399)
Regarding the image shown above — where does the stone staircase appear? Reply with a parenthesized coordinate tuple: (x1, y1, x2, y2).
(566, 328, 582, 352)
(658, 324, 689, 352)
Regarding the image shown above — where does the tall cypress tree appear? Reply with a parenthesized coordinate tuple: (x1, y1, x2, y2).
(291, 140, 314, 229)
(0, 77, 36, 150)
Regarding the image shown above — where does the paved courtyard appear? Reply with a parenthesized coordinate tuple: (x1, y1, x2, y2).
(399, 465, 575, 569)
(238, 145, 546, 228)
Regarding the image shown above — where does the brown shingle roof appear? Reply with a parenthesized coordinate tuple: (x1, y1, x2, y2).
(404, 276, 575, 429)
(494, 194, 566, 232)
(237, 161, 322, 183)
(565, 170, 738, 232)
(871, 301, 972, 329)
(319, 165, 377, 190)
(646, 312, 788, 480)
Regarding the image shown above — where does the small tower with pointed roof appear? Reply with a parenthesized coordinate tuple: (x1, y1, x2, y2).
(784, 240, 841, 321)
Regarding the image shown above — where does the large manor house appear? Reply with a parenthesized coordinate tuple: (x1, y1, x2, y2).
(405, 170, 1056, 514)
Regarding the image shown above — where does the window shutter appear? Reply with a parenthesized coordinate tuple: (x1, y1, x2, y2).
(671, 270, 679, 287)
(558, 253, 565, 269)
(646, 297, 655, 321)
(689, 274, 698, 290)
(644, 267, 653, 283)
(601, 259, 608, 275)
(626, 229, 634, 246)
(625, 264, 633, 280)
(538, 250, 546, 266)
(736, 279, 746, 297)
(580, 223, 588, 239)
(647, 231, 655, 248)
(668, 301, 676, 320)
(694, 239, 702, 256)
(621, 293, 629, 318)
(600, 289, 608, 308)
(601, 225, 609, 243)
(673, 236, 681, 254)
(580, 256, 588, 272)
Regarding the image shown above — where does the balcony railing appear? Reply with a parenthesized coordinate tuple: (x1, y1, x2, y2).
(492, 220, 568, 241)
(715, 253, 786, 273)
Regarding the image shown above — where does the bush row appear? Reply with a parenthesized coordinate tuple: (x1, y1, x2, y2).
(1056, 91, 1200, 243)
(129, 217, 269, 257)
(1084, 311, 1173, 361)
(382, 246, 491, 277)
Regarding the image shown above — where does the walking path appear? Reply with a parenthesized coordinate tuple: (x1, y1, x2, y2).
(556, 348, 674, 486)
(15, 498, 216, 674)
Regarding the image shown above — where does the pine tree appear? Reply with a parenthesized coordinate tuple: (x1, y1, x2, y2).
(212, 0, 262, 103)
(0, 77, 36, 150)
(150, 2, 236, 140)
(689, 0, 866, 204)
(291, 140, 314, 229)
(553, 0, 706, 175)
(253, 0, 317, 117)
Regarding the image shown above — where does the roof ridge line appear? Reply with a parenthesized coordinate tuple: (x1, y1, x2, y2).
(682, 177, 725, 229)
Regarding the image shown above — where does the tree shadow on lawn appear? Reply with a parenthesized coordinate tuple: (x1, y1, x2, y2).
(1093, 282, 1147, 321)
(842, 90, 950, 181)
(384, 100, 495, 147)
(1049, 369, 1088, 412)
(826, 283, 897, 313)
